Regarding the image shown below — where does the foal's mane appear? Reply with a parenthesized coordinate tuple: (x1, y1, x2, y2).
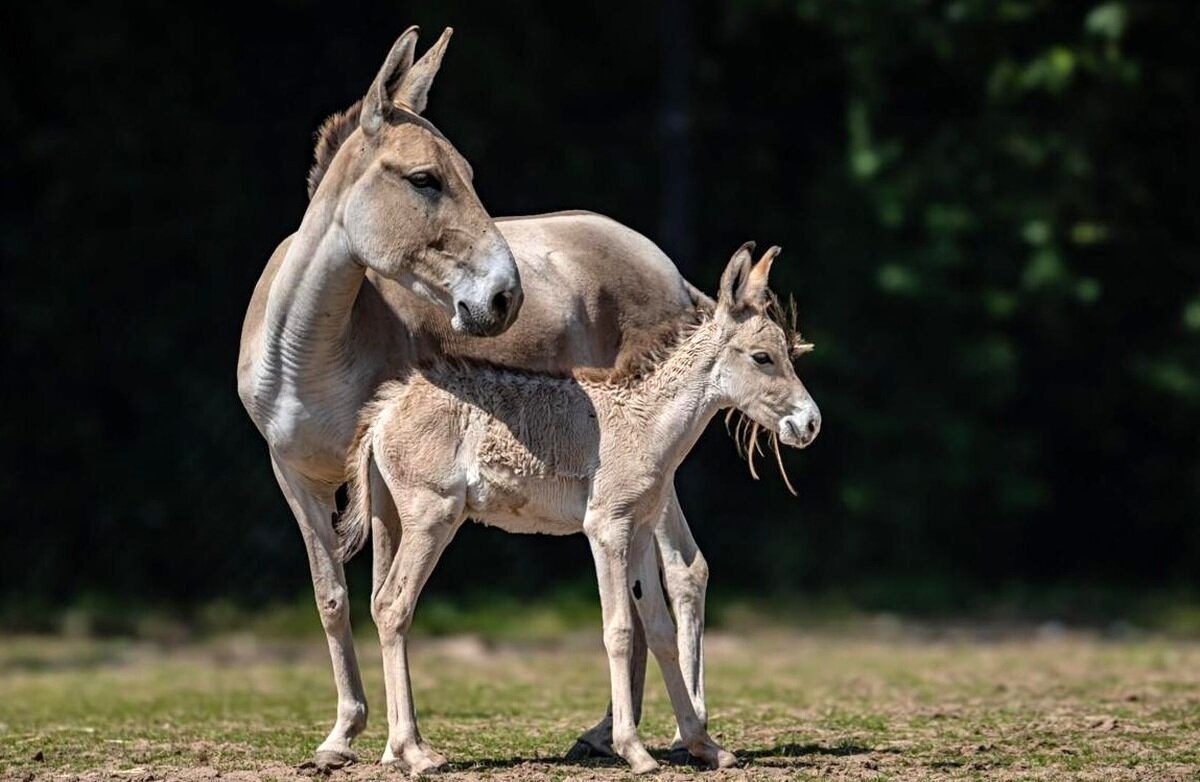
(409, 313, 703, 391)
(572, 315, 705, 385)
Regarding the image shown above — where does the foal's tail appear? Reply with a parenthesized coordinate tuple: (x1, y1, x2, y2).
(336, 417, 375, 563)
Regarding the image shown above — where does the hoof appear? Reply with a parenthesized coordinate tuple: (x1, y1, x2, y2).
(714, 748, 738, 769)
(565, 738, 615, 761)
(630, 756, 660, 774)
(381, 741, 448, 775)
(299, 749, 356, 774)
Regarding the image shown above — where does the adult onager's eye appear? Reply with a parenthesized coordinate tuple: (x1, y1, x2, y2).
(406, 171, 442, 192)
(752, 351, 773, 365)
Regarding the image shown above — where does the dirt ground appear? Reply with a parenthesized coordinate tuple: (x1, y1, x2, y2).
(2, 629, 1199, 781)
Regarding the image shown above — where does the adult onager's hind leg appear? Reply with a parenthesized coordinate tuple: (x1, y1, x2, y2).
(369, 463, 462, 774)
(630, 528, 735, 769)
(271, 456, 367, 769)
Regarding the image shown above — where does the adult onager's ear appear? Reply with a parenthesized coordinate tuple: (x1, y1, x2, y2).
(718, 241, 756, 311)
(741, 245, 781, 311)
(394, 27, 453, 115)
(361, 27, 420, 135)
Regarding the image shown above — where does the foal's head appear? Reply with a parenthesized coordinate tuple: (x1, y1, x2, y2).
(312, 27, 523, 337)
(710, 243, 821, 451)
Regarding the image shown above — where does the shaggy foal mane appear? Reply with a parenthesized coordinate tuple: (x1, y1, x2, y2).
(571, 315, 703, 385)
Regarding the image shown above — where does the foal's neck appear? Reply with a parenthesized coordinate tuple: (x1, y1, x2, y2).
(622, 319, 726, 470)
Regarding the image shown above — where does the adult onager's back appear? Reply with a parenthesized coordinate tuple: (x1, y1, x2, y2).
(339, 244, 821, 774)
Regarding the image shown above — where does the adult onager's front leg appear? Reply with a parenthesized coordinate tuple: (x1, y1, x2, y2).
(271, 456, 367, 769)
(370, 472, 463, 774)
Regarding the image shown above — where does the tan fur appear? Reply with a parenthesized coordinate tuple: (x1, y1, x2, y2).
(339, 248, 820, 773)
(237, 28, 719, 770)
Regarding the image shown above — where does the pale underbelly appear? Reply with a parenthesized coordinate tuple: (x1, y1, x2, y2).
(465, 467, 588, 536)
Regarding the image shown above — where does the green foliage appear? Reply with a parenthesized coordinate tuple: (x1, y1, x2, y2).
(2, 1, 1198, 606)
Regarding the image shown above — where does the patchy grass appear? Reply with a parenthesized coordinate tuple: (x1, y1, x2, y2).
(1, 631, 1199, 780)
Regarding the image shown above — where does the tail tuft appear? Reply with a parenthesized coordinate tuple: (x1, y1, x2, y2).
(336, 422, 374, 563)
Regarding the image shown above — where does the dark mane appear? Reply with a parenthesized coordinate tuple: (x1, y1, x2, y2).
(307, 99, 364, 200)
(307, 101, 451, 199)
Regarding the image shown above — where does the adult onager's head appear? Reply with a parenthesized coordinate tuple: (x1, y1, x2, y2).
(712, 243, 821, 450)
(308, 27, 522, 336)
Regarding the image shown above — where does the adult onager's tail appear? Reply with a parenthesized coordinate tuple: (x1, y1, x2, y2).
(336, 421, 375, 563)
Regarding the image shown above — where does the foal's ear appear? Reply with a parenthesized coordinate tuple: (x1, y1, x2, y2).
(718, 242, 756, 312)
(361, 27, 420, 135)
(394, 27, 454, 116)
(741, 245, 781, 311)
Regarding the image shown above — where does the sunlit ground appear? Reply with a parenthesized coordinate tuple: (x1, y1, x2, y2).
(2, 628, 1200, 781)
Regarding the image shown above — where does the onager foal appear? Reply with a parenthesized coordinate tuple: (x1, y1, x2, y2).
(339, 243, 821, 774)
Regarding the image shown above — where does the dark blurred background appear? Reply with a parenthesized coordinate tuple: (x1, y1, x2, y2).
(3, 1, 1199, 631)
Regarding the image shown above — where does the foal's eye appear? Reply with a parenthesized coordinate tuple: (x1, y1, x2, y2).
(406, 171, 442, 192)
(752, 352, 773, 365)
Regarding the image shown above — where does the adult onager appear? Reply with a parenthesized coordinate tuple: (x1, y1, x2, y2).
(339, 243, 820, 774)
(237, 27, 714, 769)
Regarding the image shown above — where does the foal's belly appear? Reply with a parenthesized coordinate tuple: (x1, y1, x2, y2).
(466, 466, 588, 536)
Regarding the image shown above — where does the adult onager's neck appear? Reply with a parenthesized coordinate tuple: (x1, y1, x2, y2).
(262, 198, 364, 373)
(245, 190, 386, 478)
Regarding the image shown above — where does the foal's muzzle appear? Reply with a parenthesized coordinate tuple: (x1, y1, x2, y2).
(779, 405, 821, 449)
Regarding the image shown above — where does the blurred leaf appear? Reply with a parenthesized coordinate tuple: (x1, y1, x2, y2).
(877, 263, 921, 295)
(1022, 219, 1052, 246)
(1075, 277, 1102, 304)
(1070, 222, 1110, 245)
(1022, 248, 1066, 290)
(1086, 2, 1127, 41)
(1183, 299, 1200, 332)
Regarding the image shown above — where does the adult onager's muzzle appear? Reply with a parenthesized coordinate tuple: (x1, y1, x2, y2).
(779, 401, 821, 449)
(450, 250, 523, 337)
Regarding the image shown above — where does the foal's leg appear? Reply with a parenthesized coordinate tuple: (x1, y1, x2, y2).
(570, 487, 699, 761)
(371, 473, 463, 774)
(566, 610, 647, 759)
(271, 455, 367, 769)
(584, 514, 657, 774)
(655, 485, 710, 752)
(631, 528, 736, 770)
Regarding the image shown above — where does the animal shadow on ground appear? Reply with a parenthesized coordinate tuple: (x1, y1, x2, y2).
(740, 743, 875, 758)
(737, 742, 896, 768)
(440, 743, 884, 773)
(442, 746, 718, 772)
